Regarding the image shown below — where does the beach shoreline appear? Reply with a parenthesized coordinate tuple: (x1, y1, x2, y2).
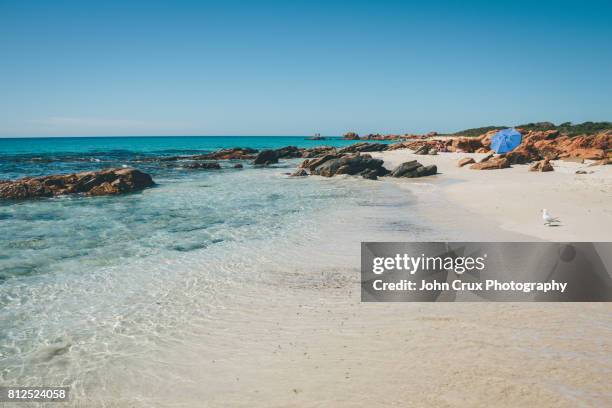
(71, 154, 611, 407)
(1, 139, 611, 407)
(371, 149, 612, 242)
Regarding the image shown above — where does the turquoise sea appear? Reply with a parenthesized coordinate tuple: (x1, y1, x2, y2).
(1, 136, 394, 280)
(0, 136, 382, 179)
(1, 136, 431, 399)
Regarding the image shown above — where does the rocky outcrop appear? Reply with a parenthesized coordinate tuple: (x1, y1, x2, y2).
(451, 137, 484, 153)
(388, 140, 450, 153)
(457, 157, 476, 167)
(155, 147, 258, 162)
(389, 161, 437, 178)
(252, 146, 307, 165)
(483, 129, 610, 162)
(529, 159, 554, 172)
(360, 169, 380, 180)
(505, 145, 540, 164)
(301, 146, 336, 158)
(339, 129, 609, 163)
(312, 154, 389, 178)
(343, 132, 360, 140)
(0, 168, 154, 199)
(203, 147, 258, 160)
(183, 162, 221, 169)
(253, 150, 279, 165)
(469, 157, 510, 170)
(387, 142, 413, 151)
(337, 142, 388, 154)
(299, 154, 339, 172)
(276, 146, 303, 159)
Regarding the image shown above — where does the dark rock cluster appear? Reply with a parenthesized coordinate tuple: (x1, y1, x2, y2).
(388, 160, 437, 178)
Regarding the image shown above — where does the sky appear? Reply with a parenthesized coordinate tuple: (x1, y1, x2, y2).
(0, 0, 611, 137)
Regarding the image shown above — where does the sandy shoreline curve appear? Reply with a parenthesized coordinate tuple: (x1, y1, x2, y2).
(74, 155, 611, 407)
(372, 149, 612, 242)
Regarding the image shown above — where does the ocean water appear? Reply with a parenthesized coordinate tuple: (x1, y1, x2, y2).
(0, 136, 382, 180)
(0, 136, 433, 401)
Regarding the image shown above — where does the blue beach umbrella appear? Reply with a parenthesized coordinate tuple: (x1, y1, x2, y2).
(490, 128, 522, 153)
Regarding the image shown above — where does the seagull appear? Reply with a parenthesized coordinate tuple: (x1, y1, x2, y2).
(542, 209, 561, 225)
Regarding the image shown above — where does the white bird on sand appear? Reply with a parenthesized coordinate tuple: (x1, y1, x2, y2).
(542, 209, 561, 225)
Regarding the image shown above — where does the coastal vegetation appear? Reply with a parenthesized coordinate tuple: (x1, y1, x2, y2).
(453, 121, 612, 137)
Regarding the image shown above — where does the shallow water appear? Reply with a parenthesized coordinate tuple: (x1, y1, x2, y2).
(1, 137, 430, 393)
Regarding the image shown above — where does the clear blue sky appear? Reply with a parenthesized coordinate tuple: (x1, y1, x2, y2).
(1, 0, 611, 137)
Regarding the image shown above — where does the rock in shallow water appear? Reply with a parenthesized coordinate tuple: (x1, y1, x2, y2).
(299, 154, 339, 172)
(183, 161, 221, 169)
(253, 150, 280, 165)
(0, 168, 154, 199)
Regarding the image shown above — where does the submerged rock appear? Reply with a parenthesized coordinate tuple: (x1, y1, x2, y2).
(233, 163, 244, 169)
(183, 162, 221, 169)
(153, 147, 258, 162)
(202, 147, 258, 160)
(0, 168, 154, 199)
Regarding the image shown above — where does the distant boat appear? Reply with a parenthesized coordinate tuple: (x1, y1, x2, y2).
(307, 133, 326, 140)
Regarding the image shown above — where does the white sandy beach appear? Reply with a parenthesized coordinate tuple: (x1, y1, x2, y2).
(72, 152, 611, 408)
(372, 149, 612, 242)
(185, 152, 612, 408)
